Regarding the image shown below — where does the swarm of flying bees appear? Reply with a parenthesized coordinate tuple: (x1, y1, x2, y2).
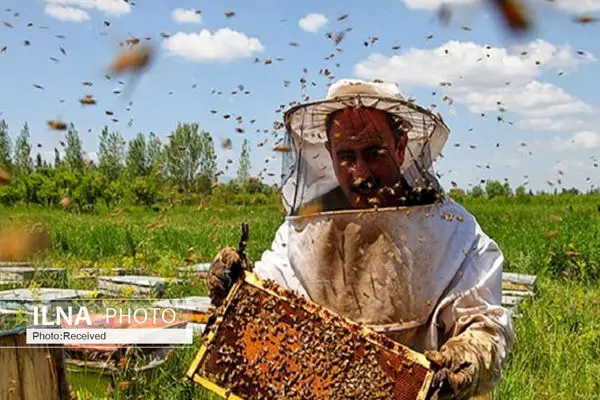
(0, 0, 594, 197)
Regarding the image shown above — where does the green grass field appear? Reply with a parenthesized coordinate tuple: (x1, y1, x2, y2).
(1, 195, 599, 399)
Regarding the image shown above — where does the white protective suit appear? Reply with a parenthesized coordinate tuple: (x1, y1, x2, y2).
(253, 199, 514, 394)
(252, 78, 515, 394)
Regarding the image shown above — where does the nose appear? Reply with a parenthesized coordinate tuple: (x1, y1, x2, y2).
(352, 157, 374, 189)
(353, 156, 370, 177)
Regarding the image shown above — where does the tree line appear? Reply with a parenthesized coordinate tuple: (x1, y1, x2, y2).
(0, 119, 594, 211)
(0, 120, 276, 211)
(448, 180, 589, 201)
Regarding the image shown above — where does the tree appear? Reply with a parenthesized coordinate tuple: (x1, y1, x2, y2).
(515, 185, 527, 197)
(126, 133, 148, 177)
(147, 132, 163, 173)
(14, 122, 33, 176)
(37, 172, 60, 206)
(485, 180, 510, 198)
(35, 153, 43, 170)
(98, 126, 125, 181)
(470, 185, 484, 198)
(561, 187, 579, 195)
(503, 181, 513, 197)
(130, 176, 158, 206)
(72, 172, 102, 212)
(237, 139, 251, 182)
(0, 119, 12, 172)
(165, 123, 204, 194)
(65, 123, 84, 174)
(199, 131, 217, 181)
(54, 148, 61, 168)
(448, 188, 466, 201)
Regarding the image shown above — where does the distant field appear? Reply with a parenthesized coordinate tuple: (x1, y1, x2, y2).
(1, 194, 599, 399)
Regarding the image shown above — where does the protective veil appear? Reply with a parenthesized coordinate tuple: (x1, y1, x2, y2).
(254, 79, 514, 395)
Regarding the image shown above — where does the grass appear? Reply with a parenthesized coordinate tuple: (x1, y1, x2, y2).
(1, 194, 599, 399)
(493, 278, 600, 400)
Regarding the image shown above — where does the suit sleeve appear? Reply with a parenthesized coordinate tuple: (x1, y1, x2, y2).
(434, 227, 515, 395)
(252, 221, 308, 296)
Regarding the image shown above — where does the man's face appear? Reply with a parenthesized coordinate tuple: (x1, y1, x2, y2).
(325, 107, 408, 209)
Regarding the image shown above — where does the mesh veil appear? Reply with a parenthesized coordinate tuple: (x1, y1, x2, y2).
(279, 82, 451, 215)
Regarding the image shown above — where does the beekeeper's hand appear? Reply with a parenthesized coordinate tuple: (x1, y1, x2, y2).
(207, 247, 250, 306)
(424, 335, 485, 400)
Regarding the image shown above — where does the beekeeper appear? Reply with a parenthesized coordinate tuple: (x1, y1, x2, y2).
(208, 79, 514, 400)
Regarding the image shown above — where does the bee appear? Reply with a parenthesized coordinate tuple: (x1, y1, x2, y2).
(108, 44, 153, 75)
(273, 144, 291, 153)
(0, 169, 11, 186)
(437, 3, 452, 25)
(125, 37, 140, 47)
(79, 95, 96, 105)
(47, 120, 67, 130)
(574, 15, 598, 24)
(489, 0, 532, 34)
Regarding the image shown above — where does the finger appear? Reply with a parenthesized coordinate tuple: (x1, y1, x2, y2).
(431, 369, 447, 388)
(447, 369, 476, 400)
(425, 350, 447, 367)
(207, 274, 226, 291)
(220, 247, 241, 266)
(426, 387, 441, 400)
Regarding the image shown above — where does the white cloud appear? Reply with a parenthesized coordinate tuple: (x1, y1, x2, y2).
(355, 40, 593, 89)
(162, 28, 264, 62)
(518, 117, 592, 132)
(44, 4, 90, 22)
(354, 39, 596, 128)
(172, 8, 202, 24)
(546, 0, 600, 13)
(44, 0, 131, 15)
(552, 131, 600, 150)
(456, 81, 593, 117)
(298, 13, 328, 33)
(402, 0, 481, 10)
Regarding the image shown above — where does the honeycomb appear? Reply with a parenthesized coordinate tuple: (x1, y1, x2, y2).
(188, 272, 434, 400)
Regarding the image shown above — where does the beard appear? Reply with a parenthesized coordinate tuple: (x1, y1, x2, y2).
(348, 176, 434, 209)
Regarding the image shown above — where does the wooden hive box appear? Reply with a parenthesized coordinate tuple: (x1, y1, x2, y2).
(154, 296, 212, 324)
(0, 327, 70, 400)
(187, 272, 434, 400)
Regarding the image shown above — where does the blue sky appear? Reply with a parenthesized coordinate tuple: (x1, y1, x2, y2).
(0, 0, 599, 192)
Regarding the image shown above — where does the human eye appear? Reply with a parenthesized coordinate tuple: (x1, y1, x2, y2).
(337, 152, 355, 165)
(365, 147, 387, 161)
